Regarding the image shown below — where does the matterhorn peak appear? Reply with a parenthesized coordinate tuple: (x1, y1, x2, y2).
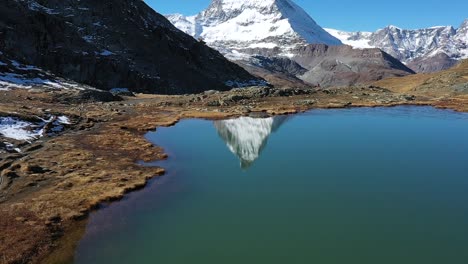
(167, 0, 341, 59)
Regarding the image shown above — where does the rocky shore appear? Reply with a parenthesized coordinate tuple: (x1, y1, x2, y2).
(0, 85, 468, 264)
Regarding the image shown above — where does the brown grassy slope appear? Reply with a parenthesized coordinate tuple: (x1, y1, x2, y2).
(374, 59, 468, 95)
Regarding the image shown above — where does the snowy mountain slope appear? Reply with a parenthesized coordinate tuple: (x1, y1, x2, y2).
(325, 19, 468, 72)
(323, 29, 374, 49)
(167, 0, 341, 58)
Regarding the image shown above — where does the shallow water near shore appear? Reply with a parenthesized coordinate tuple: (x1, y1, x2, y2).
(73, 106, 468, 264)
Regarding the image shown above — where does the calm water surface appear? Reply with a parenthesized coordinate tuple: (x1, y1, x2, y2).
(73, 106, 468, 264)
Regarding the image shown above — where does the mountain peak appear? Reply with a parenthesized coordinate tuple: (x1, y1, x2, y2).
(385, 25, 402, 31)
(456, 19, 468, 43)
(167, 0, 341, 58)
(459, 19, 468, 30)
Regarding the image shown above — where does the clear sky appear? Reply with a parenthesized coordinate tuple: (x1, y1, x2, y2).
(146, 0, 468, 32)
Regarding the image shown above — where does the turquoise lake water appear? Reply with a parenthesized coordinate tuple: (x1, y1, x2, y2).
(73, 106, 468, 264)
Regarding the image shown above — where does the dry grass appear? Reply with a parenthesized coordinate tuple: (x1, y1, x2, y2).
(373, 73, 432, 93)
(374, 59, 468, 95)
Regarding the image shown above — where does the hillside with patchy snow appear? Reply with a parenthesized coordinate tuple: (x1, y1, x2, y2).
(325, 20, 468, 72)
(0, 50, 87, 91)
(0, 0, 261, 94)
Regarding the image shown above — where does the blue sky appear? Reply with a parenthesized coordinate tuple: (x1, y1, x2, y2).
(146, 0, 468, 32)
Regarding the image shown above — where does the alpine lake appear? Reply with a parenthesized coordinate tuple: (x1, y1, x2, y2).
(71, 106, 468, 264)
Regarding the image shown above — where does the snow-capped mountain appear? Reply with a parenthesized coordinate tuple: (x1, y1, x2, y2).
(325, 19, 468, 72)
(167, 0, 341, 59)
(166, 0, 416, 87)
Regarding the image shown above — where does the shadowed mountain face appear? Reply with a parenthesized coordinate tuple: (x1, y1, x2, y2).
(0, 0, 261, 94)
(214, 116, 288, 169)
(292, 44, 415, 87)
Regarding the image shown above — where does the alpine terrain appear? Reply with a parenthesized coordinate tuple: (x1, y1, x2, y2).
(326, 19, 468, 73)
(2, 1, 468, 264)
(168, 0, 415, 87)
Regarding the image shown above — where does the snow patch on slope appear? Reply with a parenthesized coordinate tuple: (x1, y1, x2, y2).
(0, 115, 73, 141)
(324, 28, 374, 49)
(0, 73, 69, 90)
(0, 58, 85, 90)
(0, 117, 43, 141)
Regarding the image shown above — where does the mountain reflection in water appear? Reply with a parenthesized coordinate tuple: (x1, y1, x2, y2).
(214, 115, 288, 169)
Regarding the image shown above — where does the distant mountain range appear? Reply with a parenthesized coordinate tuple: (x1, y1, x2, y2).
(167, 0, 416, 87)
(325, 20, 468, 73)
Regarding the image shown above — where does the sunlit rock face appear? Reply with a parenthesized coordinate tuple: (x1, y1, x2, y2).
(214, 116, 287, 168)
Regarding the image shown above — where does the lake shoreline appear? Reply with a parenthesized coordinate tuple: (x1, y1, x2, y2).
(1, 86, 468, 263)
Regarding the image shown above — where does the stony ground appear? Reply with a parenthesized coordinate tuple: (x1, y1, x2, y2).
(0, 85, 467, 264)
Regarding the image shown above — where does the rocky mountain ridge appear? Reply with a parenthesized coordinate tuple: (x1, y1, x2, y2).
(325, 20, 468, 72)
